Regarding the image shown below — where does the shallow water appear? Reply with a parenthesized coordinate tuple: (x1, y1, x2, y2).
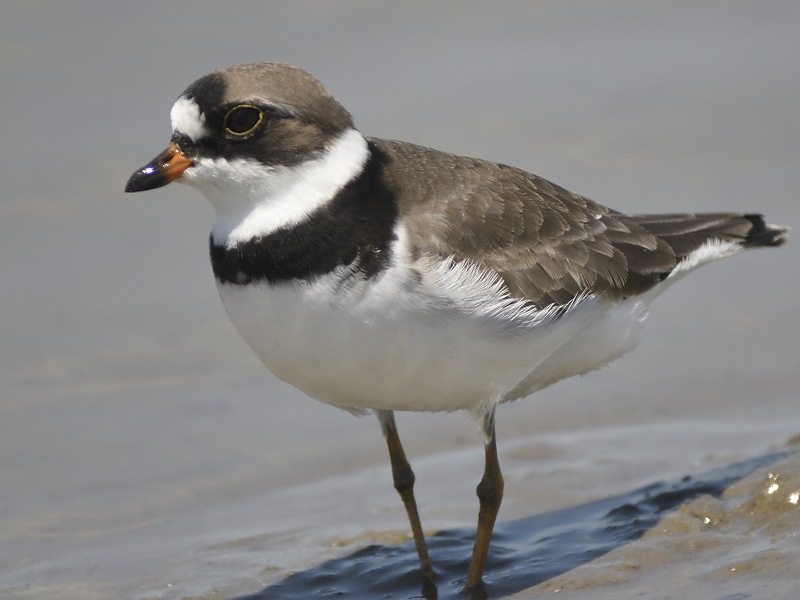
(5, 417, 799, 600)
(2, 2, 800, 599)
(246, 449, 798, 600)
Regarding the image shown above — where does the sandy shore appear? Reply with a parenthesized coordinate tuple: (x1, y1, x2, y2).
(1, 2, 798, 599)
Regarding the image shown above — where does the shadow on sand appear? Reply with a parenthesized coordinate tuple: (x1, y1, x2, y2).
(235, 451, 790, 600)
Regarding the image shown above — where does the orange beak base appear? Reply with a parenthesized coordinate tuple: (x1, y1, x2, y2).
(125, 143, 193, 193)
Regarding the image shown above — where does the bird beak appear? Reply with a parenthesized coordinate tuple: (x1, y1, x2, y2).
(125, 143, 193, 193)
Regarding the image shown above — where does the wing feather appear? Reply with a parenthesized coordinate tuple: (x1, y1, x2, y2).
(372, 139, 786, 309)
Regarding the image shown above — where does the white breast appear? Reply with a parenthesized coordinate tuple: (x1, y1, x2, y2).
(214, 225, 653, 417)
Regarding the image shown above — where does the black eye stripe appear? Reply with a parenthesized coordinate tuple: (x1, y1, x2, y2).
(223, 105, 264, 136)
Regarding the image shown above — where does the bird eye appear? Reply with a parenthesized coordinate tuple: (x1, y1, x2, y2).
(223, 105, 264, 136)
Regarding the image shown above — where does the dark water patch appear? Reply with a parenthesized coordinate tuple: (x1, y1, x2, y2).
(236, 451, 790, 600)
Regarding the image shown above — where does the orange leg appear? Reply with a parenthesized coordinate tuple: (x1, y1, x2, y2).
(378, 410, 434, 581)
(463, 412, 503, 594)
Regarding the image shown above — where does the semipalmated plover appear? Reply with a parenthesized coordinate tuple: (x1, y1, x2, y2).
(126, 62, 788, 593)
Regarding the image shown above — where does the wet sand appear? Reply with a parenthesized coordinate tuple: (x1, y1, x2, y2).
(2, 2, 799, 599)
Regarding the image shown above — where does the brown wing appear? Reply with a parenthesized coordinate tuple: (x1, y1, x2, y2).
(373, 138, 786, 309)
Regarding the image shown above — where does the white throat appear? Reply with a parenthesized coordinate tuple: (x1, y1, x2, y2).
(181, 128, 369, 246)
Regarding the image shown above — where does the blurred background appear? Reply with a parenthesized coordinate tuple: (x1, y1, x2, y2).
(1, 2, 798, 599)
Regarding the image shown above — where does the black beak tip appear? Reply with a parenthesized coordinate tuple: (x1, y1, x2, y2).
(124, 169, 144, 193)
(125, 144, 192, 193)
(125, 165, 166, 193)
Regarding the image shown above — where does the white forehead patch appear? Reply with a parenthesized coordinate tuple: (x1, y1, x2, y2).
(170, 96, 206, 141)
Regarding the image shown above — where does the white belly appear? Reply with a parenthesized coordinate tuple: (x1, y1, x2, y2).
(215, 253, 651, 416)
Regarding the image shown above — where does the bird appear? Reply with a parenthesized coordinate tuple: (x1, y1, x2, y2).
(125, 62, 788, 594)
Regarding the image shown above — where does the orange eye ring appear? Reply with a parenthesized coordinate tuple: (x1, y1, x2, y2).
(223, 105, 264, 136)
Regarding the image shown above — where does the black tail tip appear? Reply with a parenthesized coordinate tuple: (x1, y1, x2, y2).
(743, 214, 790, 248)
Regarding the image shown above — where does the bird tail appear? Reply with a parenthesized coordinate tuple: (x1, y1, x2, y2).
(621, 212, 789, 260)
(740, 214, 790, 248)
